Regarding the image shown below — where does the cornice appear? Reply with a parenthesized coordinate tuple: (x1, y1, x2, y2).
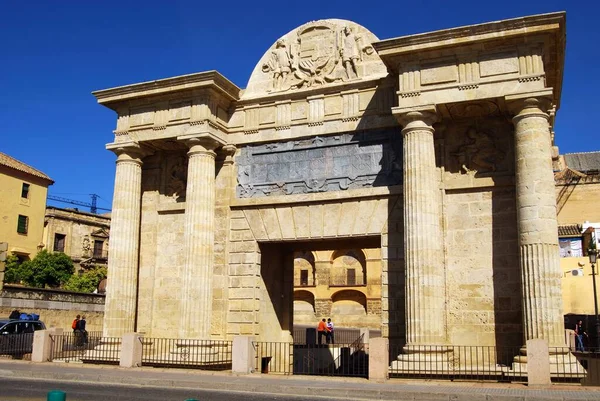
(373, 12, 565, 55)
(92, 71, 241, 108)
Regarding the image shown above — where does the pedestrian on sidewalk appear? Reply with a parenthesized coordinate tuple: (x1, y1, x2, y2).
(575, 320, 588, 352)
(317, 318, 327, 345)
(73, 314, 82, 346)
(79, 315, 89, 345)
(326, 318, 335, 344)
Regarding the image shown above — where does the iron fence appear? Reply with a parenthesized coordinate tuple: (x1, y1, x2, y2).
(253, 339, 368, 377)
(0, 332, 34, 359)
(389, 344, 600, 383)
(293, 327, 365, 345)
(141, 338, 232, 370)
(49, 332, 120, 364)
(254, 341, 293, 374)
(551, 346, 599, 384)
(389, 345, 526, 382)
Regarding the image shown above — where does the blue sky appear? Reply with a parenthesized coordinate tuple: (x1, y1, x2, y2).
(1, 1, 596, 211)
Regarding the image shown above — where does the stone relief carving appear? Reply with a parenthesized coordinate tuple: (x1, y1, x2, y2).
(166, 156, 188, 200)
(452, 127, 506, 174)
(82, 236, 91, 257)
(260, 22, 375, 93)
(236, 131, 402, 198)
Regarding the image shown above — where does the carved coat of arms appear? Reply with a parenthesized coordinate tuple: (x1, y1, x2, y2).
(262, 22, 373, 92)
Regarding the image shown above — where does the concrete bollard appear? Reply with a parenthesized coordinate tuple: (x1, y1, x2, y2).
(232, 335, 256, 374)
(368, 337, 388, 382)
(526, 338, 551, 386)
(47, 390, 66, 400)
(33, 328, 63, 363)
(120, 333, 143, 368)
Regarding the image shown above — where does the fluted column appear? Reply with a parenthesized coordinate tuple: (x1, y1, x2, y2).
(179, 137, 220, 339)
(103, 143, 145, 337)
(509, 94, 564, 346)
(395, 107, 446, 345)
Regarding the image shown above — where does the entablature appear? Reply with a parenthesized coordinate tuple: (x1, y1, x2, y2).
(373, 12, 565, 112)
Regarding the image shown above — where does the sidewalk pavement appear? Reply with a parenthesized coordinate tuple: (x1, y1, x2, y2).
(0, 360, 599, 401)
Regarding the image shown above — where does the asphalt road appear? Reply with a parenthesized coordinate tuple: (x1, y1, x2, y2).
(0, 377, 329, 401)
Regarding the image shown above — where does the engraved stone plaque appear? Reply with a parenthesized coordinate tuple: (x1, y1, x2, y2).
(236, 130, 402, 198)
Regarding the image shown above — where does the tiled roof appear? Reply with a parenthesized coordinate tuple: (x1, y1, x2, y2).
(558, 224, 581, 237)
(564, 152, 600, 173)
(0, 152, 53, 183)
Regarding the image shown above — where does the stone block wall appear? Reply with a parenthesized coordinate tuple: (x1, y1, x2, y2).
(444, 188, 521, 347)
(0, 285, 104, 332)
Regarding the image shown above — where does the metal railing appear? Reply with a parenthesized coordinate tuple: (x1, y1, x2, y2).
(253, 341, 293, 374)
(253, 341, 368, 377)
(389, 345, 526, 382)
(329, 275, 365, 286)
(0, 332, 34, 359)
(293, 327, 365, 345)
(551, 346, 599, 384)
(49, 332, 120, 364)
(293, 279, 315, 287)
(389, 344, 600, 383)
(141, 338, 232, 370)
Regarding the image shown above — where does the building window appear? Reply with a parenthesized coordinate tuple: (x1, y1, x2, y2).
(300, 269, 308, 286)
(53, 234, 66, 252)
(346, 268, 356, 286)
(93, 240, 104, 258)
(17, 215, 28, 235)
(559, 238, 583, 257)
(21, 183, 30, 199)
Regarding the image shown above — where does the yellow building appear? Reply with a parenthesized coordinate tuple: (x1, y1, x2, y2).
(555, 152, 600, 318)
(0, 152, 53, 261)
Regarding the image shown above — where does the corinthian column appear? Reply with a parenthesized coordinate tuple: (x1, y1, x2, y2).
(508, 93, 564, 346)
(103, 142, 146, 337)
(179, 136, 221, 339)
(394, 107, 446, 346)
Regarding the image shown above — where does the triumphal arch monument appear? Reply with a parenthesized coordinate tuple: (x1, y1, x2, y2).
(94, 13, 567, 363)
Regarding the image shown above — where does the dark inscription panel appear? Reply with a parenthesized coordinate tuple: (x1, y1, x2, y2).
(236, 130, 402, 198)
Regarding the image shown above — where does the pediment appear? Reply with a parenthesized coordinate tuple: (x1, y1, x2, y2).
(91, 228, 109, 238)
(243, 19, 388, 100)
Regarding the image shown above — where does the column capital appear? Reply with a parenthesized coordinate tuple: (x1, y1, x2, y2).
(392, 105, 438, 134)
(106, 141, 152, 163)
(177, 133, 226, 155)
(221, 144, 237, 165)
(505, 89, 554, 120)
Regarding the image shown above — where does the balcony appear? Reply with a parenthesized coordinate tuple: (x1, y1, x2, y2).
(92, 250, 108, 261)
(329, 275, 365, 287)
(293, 278, 315, 288)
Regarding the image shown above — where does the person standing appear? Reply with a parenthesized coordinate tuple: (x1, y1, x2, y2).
(79, 315, 88, 345)
(326, 318, 335, 344)
(72, 314, 82, 346)
(317, 318, 327, 345)
(575, 320, 588, 352)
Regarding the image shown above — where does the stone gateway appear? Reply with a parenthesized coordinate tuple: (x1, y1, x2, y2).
(94, 13, 567, 367)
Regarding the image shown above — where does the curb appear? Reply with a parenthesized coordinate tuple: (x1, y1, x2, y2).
(0, 362, 599, 401)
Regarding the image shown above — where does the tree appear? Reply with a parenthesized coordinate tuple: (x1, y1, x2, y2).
(64, 265, 107, 293)
(8, 250, 74, 288)
(3, 254, 22, 284)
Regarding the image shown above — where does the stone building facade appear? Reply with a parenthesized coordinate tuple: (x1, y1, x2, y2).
(94, 13, 567, 360)
(42, 207, 110, 273)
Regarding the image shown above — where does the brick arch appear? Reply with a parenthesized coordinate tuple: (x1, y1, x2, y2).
(331, 289, 367, 316)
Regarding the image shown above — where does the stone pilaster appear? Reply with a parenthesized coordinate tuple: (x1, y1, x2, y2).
(179, 137, 220, 339)
(103, 142, 146, 337)
(394, 107, 446, 346)
(508, 93, 564, 346)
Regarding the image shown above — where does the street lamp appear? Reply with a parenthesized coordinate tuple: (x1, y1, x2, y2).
(589, 247, 600, 351)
